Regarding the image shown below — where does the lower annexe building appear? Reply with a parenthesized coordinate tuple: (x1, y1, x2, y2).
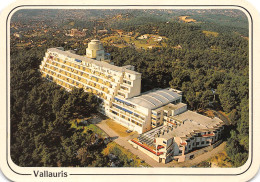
(39, 39, 225, 163)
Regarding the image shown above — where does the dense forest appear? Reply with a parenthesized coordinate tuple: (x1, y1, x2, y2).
(10, 10, 249, 167)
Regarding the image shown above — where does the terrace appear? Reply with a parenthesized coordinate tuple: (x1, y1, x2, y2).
(131, 139, 163, 156)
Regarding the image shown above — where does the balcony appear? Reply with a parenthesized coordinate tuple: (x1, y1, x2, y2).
(202, 133, 215, 137)
(157, 145, 165, 150)
(131, 139, 163, 156)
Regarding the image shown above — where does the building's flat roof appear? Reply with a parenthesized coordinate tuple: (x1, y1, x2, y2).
(127, 88, 182, 109)
(161, 103, 187, 111)
(173, 110, 223, 128)
(161, 111, 224, 139)
(47, 48, 141, 75)
(140, 110, 224, 140)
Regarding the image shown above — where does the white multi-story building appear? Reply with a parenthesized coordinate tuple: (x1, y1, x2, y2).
(130, 107, 225, 163)
(40, 39, 147, 133)
(39, 39, 225, 163)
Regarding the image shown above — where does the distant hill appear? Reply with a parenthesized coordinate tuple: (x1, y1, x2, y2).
(11, 9, 249, 36)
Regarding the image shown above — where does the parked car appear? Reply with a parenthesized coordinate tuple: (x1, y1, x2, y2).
(126, 130, 132, 133)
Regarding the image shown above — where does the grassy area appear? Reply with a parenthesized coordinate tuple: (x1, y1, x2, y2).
(196, 160, 211, 168)
(218, 110, 231, 124)
(105, 119, 133, 137)
(101, 33, 167, 49)
(202, 30, 219, 37)
(179, 16, 196, 23)
(85, 124, 108, 138)
(103, 141, 150, 167)
(70, 119, 108, 138)
(210, 151, 232, 167)
(195, 150, 232, 168)
(204, 110, 215, 118)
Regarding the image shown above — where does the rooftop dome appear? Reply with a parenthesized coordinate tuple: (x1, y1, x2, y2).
(88, 39, 104, 50)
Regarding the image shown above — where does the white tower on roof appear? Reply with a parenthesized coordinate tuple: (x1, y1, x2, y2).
(86, 39, 105, 61)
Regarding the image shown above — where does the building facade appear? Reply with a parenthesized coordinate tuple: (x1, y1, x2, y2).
(39, 39, 225, 163)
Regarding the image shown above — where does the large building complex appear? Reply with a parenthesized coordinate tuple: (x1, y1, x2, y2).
(39, 39, 225, 163)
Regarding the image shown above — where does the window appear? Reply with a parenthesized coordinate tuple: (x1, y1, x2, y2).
(151, 117, 157, 121)
(120, 86, 129, 91)
(112, 110, 118, 115)
(134, 113, 139, 117)
(196, 142, 199, 145)
(163, 141, 167, 144)
(118, 92, 125, 97)
(201, 141, 205, 145)
(123, 80, 131, 85)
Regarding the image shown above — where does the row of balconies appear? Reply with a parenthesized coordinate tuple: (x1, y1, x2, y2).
(50, 56, 118, 83)
(42, 70, 75, 91)
(44, 61, 113, 93)
(113, 100, 145, 121)
(182, 134, 221, 154)
(163, 116, 183, 124)
(110, 107, 143, 127)
(41, 68, 108, 100)
(47, 58, 110, 86)
(110, 108, 142, 127)
(45, 55, 136, 101)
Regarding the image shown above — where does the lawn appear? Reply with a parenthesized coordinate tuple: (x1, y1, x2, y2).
(70, 119, 108, 138)
(101, 34, 167, 49)
(85, 124, 108, 138)
(105, 119, 133, 137)
(202, 30, 219, 37)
